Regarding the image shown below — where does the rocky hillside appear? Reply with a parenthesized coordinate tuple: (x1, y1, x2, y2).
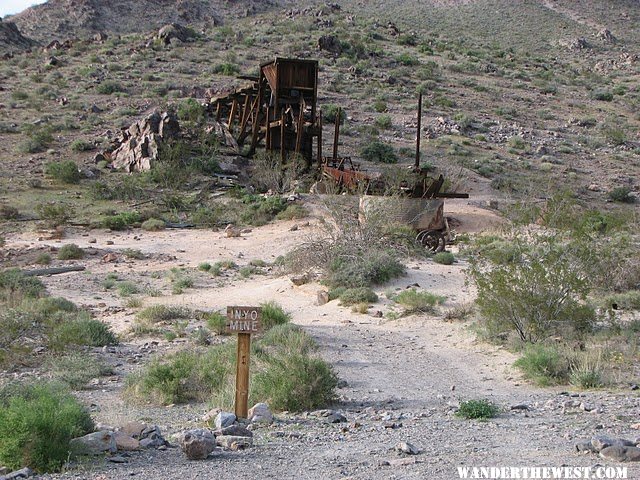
(0, 18, 37, 56)
(10, 0, 279, 42)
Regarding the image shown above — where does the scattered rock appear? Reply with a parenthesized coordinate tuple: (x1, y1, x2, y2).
(575, 441, 597, 453)
(224, 224, 242, 238)
(290, 274, 309, 286)
(600, 446, 640, 462)
(591, 436, 636, 452)
(202, 408, 221, 424)
(106, 455, 128, 464)
(510, 404, 530, 411)
(215, 425, 253, 438)
(597, 28, 616, 43)
(180, 429, 216, 460)
(394, 441, 419, 455)
(215, 411, 236, 430)
(311, 409, 347, 423)
(248, 403, 273, 424)
(139, 425, 166, 448)
(2, 467, 34, 479)
(317, 290, 329, 305)
(113, 431, 140, 451)
(69, 431, 117, 456)
(217, 435, 253, 450)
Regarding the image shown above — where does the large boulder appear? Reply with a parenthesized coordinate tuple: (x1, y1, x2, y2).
(180, 429, 216, 460)
(248, 403, 273, 424)
(317, 35, 342, 55)
(0, 18, 37, 57)
(69, 431, 117, 456)
(156, 23, 196, 45)
(109, 111, 180, 172)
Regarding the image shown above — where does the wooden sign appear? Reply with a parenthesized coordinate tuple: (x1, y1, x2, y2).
(226, 306, 262, 419)
(225, 306, 262, 334)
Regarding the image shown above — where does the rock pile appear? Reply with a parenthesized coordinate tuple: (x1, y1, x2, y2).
(155, 23, 197, 46)
(576, 435, 640, 462)
(107, 111, 180, 172)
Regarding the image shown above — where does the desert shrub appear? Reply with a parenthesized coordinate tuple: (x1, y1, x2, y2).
(326, 249, 405, 288)
(96, 80, 125, 94)
(433, 251, 455, 265)
(602, 291, 640, 311)
(360, 140, 398, 163)
(592, 90, 613, 101)
(122, 248, 144, 260)
(323, 104, 346, 124)
(608, 186, 634, 203)
(44, 160, 80, 184)
(136, 305, 191, 323)
(57, 244, 84, 260)
(213, 62, 240, 76)
(17, 126, 53, 153)
(276, 204, 308, 220)
(0, 205, 19, 220)
(70, 139, 93, 152)
(238, 193, 289, 226)
(141, 218, 166, 231)
(0, 269, 45, 304)
(125, 344, 235, 404)
(470, 235, 595, 343)
(569, 352, 605, 389)
(101, 211, 141, 230)
(35, 253, 52, 265)
(48, 313, 117, 352)
(177, 98, 205, 124)
(117, 281, 140, 297)
(260, 301, 291, 330)
(48, 353, 112, 389)
(375, 114, 392, 129)
(455, 399, 499, 420)
(393, 289, 445, 314)
(514, 344, 570, 386)
(0, 382, 94, 472)
(338, 287, 378, 306)
(36, 202, 73, 227)
(250, 152, 307, 194)
(206, 311, 228, 335)
(239, 265, 257, 278)
(198, 262, 212, 272)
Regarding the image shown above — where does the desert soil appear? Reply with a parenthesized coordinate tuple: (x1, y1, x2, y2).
(3, 198, 639, 479)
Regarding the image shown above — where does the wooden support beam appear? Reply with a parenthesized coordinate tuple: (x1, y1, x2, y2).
(215, 101, 222, 122)
(250, 82, 264, 154)
(317, 110, 323, 169)
(295, 108, 304, 155)
(280, 110, 286, 164)
(265, 105, 271, 150)
(228, 98, 238, 131)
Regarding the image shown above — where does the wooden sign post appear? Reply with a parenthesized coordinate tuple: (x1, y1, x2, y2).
(226, 306, 262, 419)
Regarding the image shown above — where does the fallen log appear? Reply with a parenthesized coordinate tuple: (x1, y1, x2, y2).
(22, 265, 86, 276)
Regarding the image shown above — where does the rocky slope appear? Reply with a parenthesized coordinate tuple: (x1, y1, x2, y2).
(10, 0, 279, 42)
(0, 18, 37, 56)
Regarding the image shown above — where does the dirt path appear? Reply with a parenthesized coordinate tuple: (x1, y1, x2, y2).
(539, 0, 607, 32)
(4, 199, 640, 479)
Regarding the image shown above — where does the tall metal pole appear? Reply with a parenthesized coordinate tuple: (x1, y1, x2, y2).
(415, 93, 422, 170)
(333, 107, 341, 163)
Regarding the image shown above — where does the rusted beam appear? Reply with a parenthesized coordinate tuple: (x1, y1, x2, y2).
(317, 110, 323, 169)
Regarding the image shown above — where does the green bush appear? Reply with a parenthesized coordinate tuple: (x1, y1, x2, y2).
(327, 249, 405, 288)
(17, 127, 53, 154)
(101, 212, 141, 230)
(470, 236, 595, 343)
(49, 353, 112, 389)
(141, 218, 166, 231)
(136, 305, 191, 323)
(608, 186, 634, 203)
(0, 269, 45, 303)
(117, 281, 139, 297)
(260, 301, 291, 330)
(213, 63, 240, 76)
(323, 104, 346, 125)
(0, 204, 19, 220)
(360, 140, 398, 163)
(36, 202, 73, 227)
(602, 291, 640, 311)
(35, 253, 52, 265)
(70, 139, 93, 152)
(206, 311, 228, 335)
(276, 204, 308, 220)
(433, 252, 455, 265)
(375, 114, 392, 129)
(592, 90, 613, 101)
(57, 244, 84, 260)
(338, 287, 378, 306)
(0, 383, 94, 472)
(96, 80, 125, 94)
(513, 344, 569, 386)
(44, 161, 81, 184)
(455, 399, 499, 420)
(393, 289, 445, 314)
(48, 314, 117, 352)
(177, 98, 205, 124)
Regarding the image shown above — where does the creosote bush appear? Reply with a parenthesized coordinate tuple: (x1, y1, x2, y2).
(455, 399, 499, 420)
(44, 161, 81, 184)
(0, 382, 94, 473)
(433, 251, 455, 265)
(260, 301, 292, 330)
(57, 244, 84, 260)
(392, 289, 445, 314)
(360, 140, 398, 164)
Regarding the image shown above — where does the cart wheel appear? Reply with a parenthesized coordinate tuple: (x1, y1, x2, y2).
(416, 230, 446, 253)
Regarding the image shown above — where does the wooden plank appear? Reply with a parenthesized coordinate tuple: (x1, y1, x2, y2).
(235, 332, 251, 419)
(317, 110, 323, 168)
(333, 106, 341, 162)
(416, 93, 422, 169)
(22, 265, 85, 276)
(281, 110, 286, 163)
(250, 80, 264, 154)
(228, 98, 238, 130)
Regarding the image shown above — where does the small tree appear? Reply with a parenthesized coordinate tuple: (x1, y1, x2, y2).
(469, 235, 595, 343)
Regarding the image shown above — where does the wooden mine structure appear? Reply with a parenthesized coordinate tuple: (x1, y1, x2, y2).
(209, 57, 322, 167)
